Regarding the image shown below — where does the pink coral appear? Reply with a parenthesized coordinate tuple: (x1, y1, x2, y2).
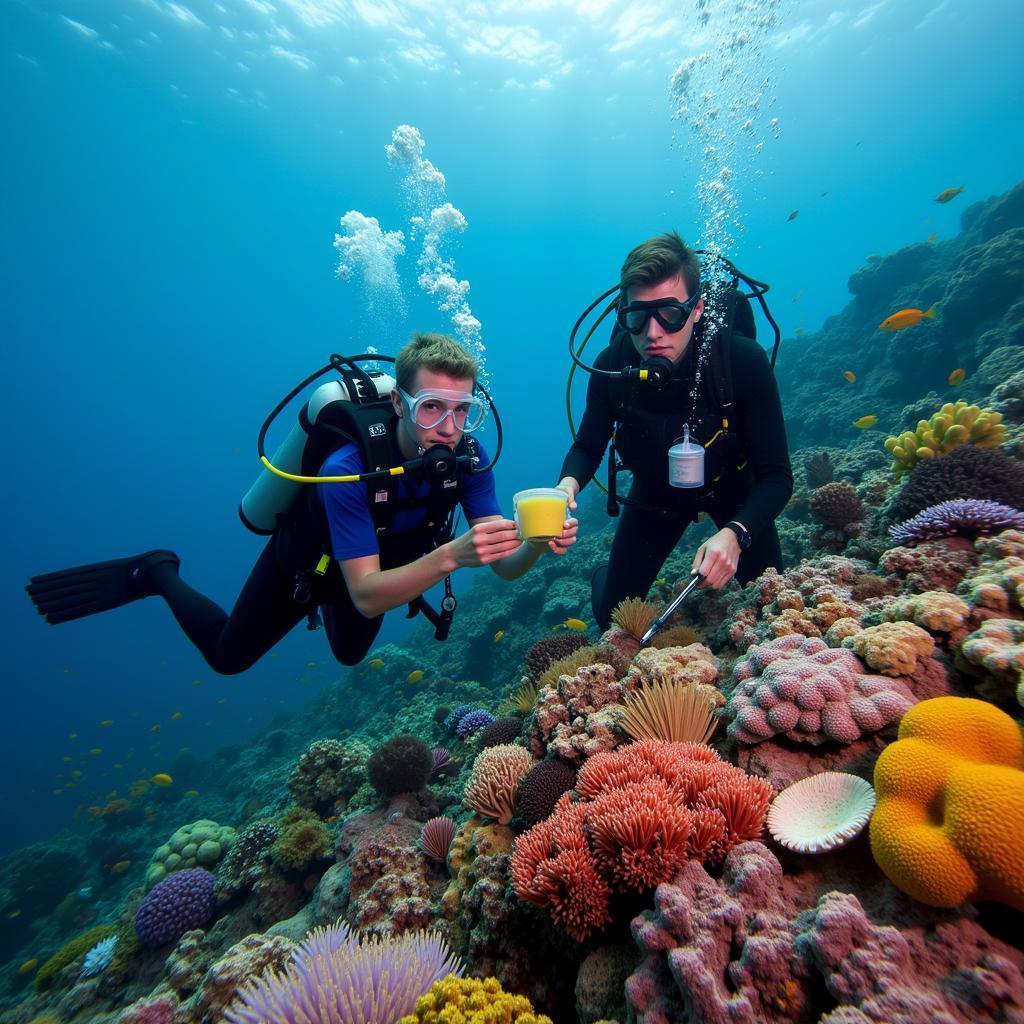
(463, 745, 534, 825)
(727, 635, 916, 745)
(625, 841, 1024, 1024)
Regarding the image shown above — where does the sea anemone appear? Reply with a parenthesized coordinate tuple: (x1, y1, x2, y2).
(766, 772, 876, 854)
(80, 935, 118, 978)
(889, 498, 1024, 547)
(610, 597, 663, 642)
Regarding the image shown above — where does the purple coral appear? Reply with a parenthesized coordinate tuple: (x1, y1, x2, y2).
(889, 499, 1024, 547)
(727, 635, 915, 746)
(224, 920, 462, 1024)
(135, 867, 215, 946)
(456, 709, 496, 739)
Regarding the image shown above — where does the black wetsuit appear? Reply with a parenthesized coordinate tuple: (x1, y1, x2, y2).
(561, 325, 793, 628)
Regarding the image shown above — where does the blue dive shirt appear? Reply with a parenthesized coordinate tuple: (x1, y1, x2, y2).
(318, 442, 502, 561)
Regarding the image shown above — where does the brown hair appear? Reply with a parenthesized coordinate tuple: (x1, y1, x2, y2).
(394, 332, 478, 392)
(619, 231, 701, 298)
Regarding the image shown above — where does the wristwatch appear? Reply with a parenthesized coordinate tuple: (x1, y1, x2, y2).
(725, 520, 753, 551)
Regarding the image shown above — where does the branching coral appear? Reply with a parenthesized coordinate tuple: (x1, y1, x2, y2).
(511, 741, 772, 942)
(884, 400, 1005, 479)
(727, 635, 916, 745)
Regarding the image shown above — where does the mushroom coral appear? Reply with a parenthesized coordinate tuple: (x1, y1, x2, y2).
(870, 696, 1024, 909)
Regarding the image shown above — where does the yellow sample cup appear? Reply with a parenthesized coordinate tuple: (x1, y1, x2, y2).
(513, 488, 568, 543)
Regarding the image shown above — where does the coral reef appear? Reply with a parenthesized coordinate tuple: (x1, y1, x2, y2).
(476, 717, 523, 749)
(810, 481, 865, 528)
(726, 635, 916, 745)
(524, 633, 592, 680)
(884, 400, 1005, 478)
(397, 975, 553, 1023)
(145, 819, 236, 887)
(871, 696, 1024, 909)
(890, 498, 1024, 547)
(957, 618, 1024, 704)
(286, 737, 369, 811)
(271, 808, 331, 871)
(135, 868, 215, 947)
(514, 758, 578, 828)
(463, 745, 534, 825)
(367, 735, 434, 796)
(842, 621, 935, 675)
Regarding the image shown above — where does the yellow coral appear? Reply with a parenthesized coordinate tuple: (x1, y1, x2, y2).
(870, 696, 1024, 909)
(397, 975, 554, 1024)
(884, 400, 1005, 478)
(883, 592, 971, 635)
(957, 619, 1024, 706)
(842, 621, 934, 675)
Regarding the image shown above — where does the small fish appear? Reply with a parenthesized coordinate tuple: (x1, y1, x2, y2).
(170, 711, 183, 720)
(150, 724, 161, 733)
(368, 658, 385, 669)
(62, 756, 73, 763)
(18, 958, 36, 973)
(820, 191, 828, 197)
(307, 661, 317, 669)
(852, 415, 878, 429)
(948, 367, 965, 387)
(562, 618, 588, 632)
(406, 669, 425, 684)
(786, 209, 799, 222)
(217, 698, 227, 705)
(99, 720, 113, 728)
(934, 185, 965, 204)
(9, 910, 23, 921)
(493, 630, 504, 642)
(793, 327, 805, 336)
(68, 732, 77, 740)
(191, 679, 203, 686)
(110, 860, 131, 873)
(842, 370, 856, 384)
(150, 773, 173, 786)
(184, 788, 199, 798)
(879, 305, 937, 331)
(72, 770, 83, 778)
(654, 578, 666, 586)
(89, 748, 102, 756)
(926, 231, 938, 244)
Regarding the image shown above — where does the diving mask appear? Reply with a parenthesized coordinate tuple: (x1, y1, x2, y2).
(617, 293, 702, 336)
(397, 386, 487, 432)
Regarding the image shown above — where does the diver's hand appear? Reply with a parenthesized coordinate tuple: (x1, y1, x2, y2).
(546, 517, 579, 556)
(556, 477, 579, 511)
(449, 519, 522, 568)
(692, 529, 740, 590)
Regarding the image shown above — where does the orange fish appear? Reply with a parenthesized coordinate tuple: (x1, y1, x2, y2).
(934, 185, 965, 204)
(110, 860, 131, 873)
(879, 305, 937, 331)
(842, 370, 856, 384)
(948, 368, 965, 387)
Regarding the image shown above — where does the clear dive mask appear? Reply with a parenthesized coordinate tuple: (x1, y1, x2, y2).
(397, 386, 487, 432)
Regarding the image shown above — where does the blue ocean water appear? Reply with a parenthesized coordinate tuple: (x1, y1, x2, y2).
(2, 0, 1022, 869)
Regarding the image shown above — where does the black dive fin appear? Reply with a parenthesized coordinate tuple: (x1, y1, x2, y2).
(26, 550, 180, 625)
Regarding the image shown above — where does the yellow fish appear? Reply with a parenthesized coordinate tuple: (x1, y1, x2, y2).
(406, 670, 424, 684)
(561, 618, 588, 632)
(150, 724, 161, 734)
(842, 370, 856, 383)
(948, 368, 965, 387)
(72, 770, 83, 778)
(170, 711, 183, 720)
(654, 578, 666, 587)
(368, 658, 385, 669)
(18, 958, 36, 973)
(184, 788, 199, 798)
(934, 185, 964, 204)
(786, 209, 799, 222)
(793, 327, 805, 336)
(852, 415, 878, 429)
(493, 630, 504, 642)
(110, 860, 131, 873)
(879, 305, 937, 331)
(99, 720, 113, 728)
(926, 231, 938, 244)
(151, 773, 173, 786)
(89, 748, 103, 756)
(62, 756, 73, 763)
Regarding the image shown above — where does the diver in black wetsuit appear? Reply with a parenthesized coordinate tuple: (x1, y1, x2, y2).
(556, 231, 793, 629)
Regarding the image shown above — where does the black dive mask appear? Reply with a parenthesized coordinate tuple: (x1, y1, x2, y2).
(617, 294, 701, 336)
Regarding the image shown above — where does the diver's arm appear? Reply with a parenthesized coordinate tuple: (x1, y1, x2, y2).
(470, 514, 580, 580)
(339, 519, 522, 618)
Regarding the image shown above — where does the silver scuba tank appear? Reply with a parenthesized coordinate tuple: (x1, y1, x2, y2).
(239, 371, 396, 534)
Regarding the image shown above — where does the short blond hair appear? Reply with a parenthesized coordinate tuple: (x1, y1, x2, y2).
(395, 333, 478, 392)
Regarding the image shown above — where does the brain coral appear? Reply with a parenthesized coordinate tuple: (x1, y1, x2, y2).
(870, 696, 1024, 909)
(727, 635, 916, 745)
(841, 621, 935, 676)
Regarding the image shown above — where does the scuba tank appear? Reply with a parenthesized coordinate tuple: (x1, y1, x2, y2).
(239, 370, 395, 535)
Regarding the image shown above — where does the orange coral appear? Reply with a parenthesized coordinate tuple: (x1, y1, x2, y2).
(870, 696, 1024, 909)
(463, 745, 533, 826)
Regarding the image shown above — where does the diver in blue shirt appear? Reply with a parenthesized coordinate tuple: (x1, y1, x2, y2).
(26, 334, 578, 672)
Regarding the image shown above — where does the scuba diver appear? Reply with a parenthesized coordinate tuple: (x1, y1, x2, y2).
(26, 333, 578, 672)
(557, 231, 792, 630)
